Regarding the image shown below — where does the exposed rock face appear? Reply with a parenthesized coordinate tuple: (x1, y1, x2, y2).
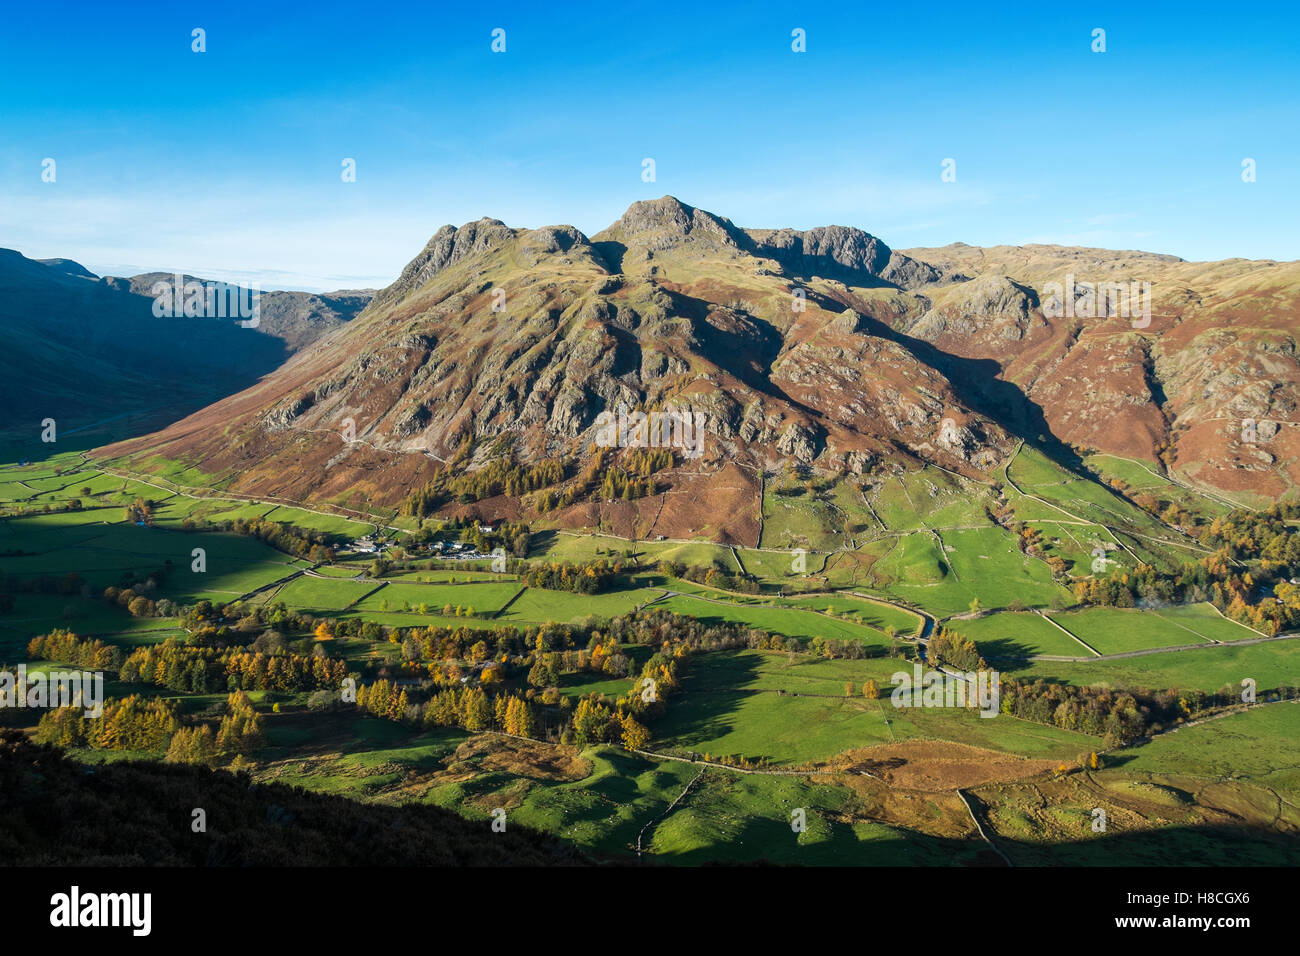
(96, 197, 1300, 537)
(745, 223, 942, 289)
(604, 196, 743, 251)
(375, 218, 517, 308)
(908, 274, 1040, 341)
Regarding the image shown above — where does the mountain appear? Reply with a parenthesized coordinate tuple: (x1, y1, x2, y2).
(894, 242, 1300, 498)
(95, 197, 1300, 541)
(0, 250, 371, 450)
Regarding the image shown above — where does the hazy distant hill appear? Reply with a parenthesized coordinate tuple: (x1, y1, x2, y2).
(0, 249, 370, 450)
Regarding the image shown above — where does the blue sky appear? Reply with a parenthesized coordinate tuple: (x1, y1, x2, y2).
(2, 0, 1297, 290)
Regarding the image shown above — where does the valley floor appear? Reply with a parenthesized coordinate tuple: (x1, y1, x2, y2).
(2, 450, 1297, 865)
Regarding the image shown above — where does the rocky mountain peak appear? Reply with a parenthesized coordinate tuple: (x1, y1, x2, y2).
(377, 217, 516, 306)
(745, 224, 942, 289)
(596, 196, 744, 252)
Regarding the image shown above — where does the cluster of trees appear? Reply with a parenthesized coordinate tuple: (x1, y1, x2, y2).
(1065, 505, 1300, 634)
(120, 641, 224, 693)
(35, 695, 180, 752)
(402, 457, 568, 516)
(120, 639, 349, 694)
(164, 691, 265, 764)
(1198, 505, 1300, 572)
(26, 629, 121, 670)
(1074, 557, 1295, 634)
(531, 446, 671, 513)
(1001, 676, 1300, 745)
(35, 681, 267, 764)
(179, 599, 385, 649)
(593, 448, 674, 502)
(1131, 491, 1195, 530)
(523, 560, 619, 594)
(1015, 525, 1047, 560)
(924, 627, 987, 672)
(392, 623, 528, 665)
(1000, 679, 1180, 745)
(352, 609, 755, 746)
(103, 582, 177, 619)
(534, 452, 605, 513)
(355, 678, 538, 737)
(224, 648, 349, 692)
(658, 560, 761, 594)
(357, 674, 652, 748)
(571, 697, 650, 748)
(124, 497, 155, 525)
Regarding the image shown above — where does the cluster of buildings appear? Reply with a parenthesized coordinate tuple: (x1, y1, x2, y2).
(347, 534, 494, 562)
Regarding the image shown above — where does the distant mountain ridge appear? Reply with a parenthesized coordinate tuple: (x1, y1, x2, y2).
(0, 249, 372, 448)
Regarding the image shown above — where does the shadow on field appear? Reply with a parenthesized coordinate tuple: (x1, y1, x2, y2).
(971, 638, 1035, 669)
(995, 823, 1300, 867)
(653, 652, 765, 750)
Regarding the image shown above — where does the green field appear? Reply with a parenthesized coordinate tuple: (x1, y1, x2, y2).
(655, 594, 892, 646)
(653, 650, 1099, 766)
(946, 611, 1089, 659)
(353, 580, 524, 616)
(1116, 701, 1300, 792)
(1008, 637, 1300, 694)
(0, 511, 304, 602)
(874, 525, 1070, 616)
(1048, 607, 1216, 655)
(497, 586, 661, 625)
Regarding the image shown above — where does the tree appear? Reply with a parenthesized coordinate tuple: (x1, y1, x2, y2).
(969, 596, 982, 614)
(620, 713, 650, 750)
(863, 679, 879, 700)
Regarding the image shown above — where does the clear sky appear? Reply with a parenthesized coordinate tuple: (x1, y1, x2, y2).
(2, 0, 1297, 290)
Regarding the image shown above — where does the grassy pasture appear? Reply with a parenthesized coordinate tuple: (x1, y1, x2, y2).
(655, 594, 891, 646)
(945, 611, 1089, 659)
(353, 580, 524, 616)
(266, 574, 379, 612)
(0, 510, 307, 605)
(1007, 637, 1300, 694)
(651, 650, 1097, 767)
(1047, 607, 1215, 655)
(1114, 701, 1300, 792)
(497, 586, 661, 626)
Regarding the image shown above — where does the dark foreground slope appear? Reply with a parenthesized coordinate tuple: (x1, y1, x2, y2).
(0, 732, 592, 866)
